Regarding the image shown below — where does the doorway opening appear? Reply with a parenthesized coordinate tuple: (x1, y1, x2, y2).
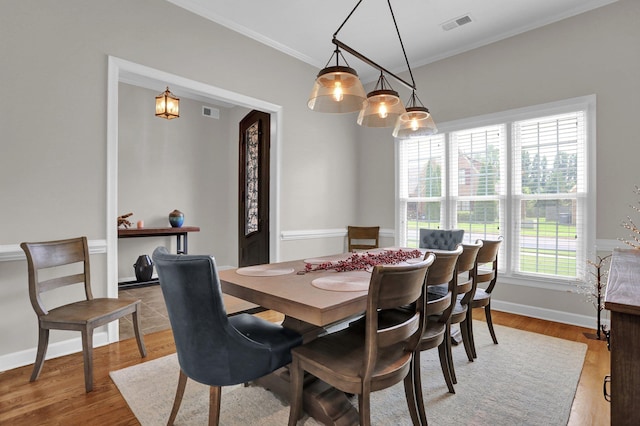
(106, 56, 282, 341)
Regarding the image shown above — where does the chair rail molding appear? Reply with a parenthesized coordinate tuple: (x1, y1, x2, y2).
(280, 228, 394, 241)
(0, 239, 108, 262)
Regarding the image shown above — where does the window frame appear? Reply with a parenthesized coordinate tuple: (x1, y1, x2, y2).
(395, 95, 596, 291)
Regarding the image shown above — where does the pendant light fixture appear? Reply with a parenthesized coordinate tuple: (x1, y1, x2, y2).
(393, 90, 437, 138)
(308, 48, 367, 113)
(308, 0, 437, 138)
(155, 86, 180, 120)
(357, 72, 405, 127)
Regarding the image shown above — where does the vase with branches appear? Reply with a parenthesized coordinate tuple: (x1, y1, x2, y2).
(576, 254, 611, 340)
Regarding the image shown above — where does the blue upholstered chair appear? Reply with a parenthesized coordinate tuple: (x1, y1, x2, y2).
(419, 228, 465, 250)
(152, 247, 303, 426)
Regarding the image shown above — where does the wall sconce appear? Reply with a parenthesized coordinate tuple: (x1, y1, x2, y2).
(155, 86, 180, 120)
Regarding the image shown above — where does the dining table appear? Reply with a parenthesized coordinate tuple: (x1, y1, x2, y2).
(218, 248, 426, 426)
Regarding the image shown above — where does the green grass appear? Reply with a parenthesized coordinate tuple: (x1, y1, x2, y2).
(406, 218, 578, 277)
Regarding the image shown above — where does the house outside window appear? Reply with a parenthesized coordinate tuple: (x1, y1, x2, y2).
(396, 96, 595, 287)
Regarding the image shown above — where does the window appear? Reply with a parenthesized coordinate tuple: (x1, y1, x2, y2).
(396, 96, 595, 286)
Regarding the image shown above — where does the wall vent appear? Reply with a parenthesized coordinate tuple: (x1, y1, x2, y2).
(202, 105, 220, 119)
(442, 14, 473, 31)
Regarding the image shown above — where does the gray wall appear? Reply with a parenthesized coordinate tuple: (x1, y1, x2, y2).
(117, 83, 249, 278)
(1, 0, 638, 367)
(0, 0, 358, 364)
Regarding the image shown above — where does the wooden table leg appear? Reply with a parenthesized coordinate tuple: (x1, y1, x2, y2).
(253, 316, 360, 425)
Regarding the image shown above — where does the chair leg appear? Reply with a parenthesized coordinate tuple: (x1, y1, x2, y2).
(131, 308, 147, 358)
(30, 327, 49, 382)
(288, 357, 303, 426)
(167, 369, 188, 426)
(413, 352, 428, 426)
(80, 328, 94, 392)
(460, 317, 474, 362)
(358, 384, 371, 426)
(444, 322, 457, 386)
(468, 309, 477, 359)
(438, 337, 455, 394)
(403, 354, 421, 426)
(209, 385, 222, 426)
(485, 303, 498, 344)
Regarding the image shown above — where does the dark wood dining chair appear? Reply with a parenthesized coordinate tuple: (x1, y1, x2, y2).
(469, 236, 503, 358)
(152, 247, 303, 426)
(444, 240, 483, 385)
(288, 254, 436, 426)
(20, 236, 147, 392)
(347, 225, 380, 252)
(417, 246, 462, 397)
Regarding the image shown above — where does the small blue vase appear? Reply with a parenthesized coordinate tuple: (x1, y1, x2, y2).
(169, 209, 184, 227)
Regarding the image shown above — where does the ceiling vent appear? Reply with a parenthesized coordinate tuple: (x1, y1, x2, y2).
(442, 14, 473, 31)
(202, 105, 220, 119)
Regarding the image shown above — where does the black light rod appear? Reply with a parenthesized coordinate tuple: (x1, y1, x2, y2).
(333, 38, 416, 91)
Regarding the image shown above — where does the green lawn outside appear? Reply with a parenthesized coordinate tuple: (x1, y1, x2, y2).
(406, 219, 577, 276)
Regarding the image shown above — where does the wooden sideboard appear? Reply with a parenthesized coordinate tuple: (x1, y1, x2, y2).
(117, 226, 200, 289)
(604, 248, 640, 425)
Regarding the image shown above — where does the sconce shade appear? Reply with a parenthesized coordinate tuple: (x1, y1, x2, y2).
(155, 86, 180, 120)
(357, 88, 405, 128)
(392, 106, 437, 138)
(308, 66, 367, 113)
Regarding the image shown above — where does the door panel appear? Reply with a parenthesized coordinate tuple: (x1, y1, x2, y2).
(238, 110, 270, 266)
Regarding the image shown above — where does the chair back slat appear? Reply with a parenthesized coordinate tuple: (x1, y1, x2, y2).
(38, 273, 87, 293)
(475, 237, 503, 293)
(476, 237, 502, 264)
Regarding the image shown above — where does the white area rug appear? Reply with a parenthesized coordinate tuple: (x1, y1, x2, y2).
(110, 321, 587, 425)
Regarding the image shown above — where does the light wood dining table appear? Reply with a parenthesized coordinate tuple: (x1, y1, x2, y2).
(218, 250, 423, 425)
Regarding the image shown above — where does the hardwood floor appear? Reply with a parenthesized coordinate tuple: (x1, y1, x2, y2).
(0, 308, 610, 425)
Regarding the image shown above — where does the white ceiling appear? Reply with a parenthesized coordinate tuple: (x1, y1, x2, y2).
(167, 0, 618, 85)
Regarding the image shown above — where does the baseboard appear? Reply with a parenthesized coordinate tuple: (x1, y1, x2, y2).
(2, 300, 607, 373)
(492, 299, 608, 330)
(0, 330, 110, 373)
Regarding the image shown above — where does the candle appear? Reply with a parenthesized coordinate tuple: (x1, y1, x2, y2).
(137, 220, 144, 228)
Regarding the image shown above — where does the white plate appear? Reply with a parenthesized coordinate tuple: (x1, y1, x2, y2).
(311, 271, 371, 292)
(235, 266, 295, 277)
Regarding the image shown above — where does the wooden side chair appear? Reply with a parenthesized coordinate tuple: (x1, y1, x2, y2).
(417, 246, 462, 397)
(347, 225, 380, 252)
(469, 236, 503, 358)
(288, 254, 435, 426)
(444, 240, 483, 385)
(152, 247, 303, 426)
(20, 236, 147, 392)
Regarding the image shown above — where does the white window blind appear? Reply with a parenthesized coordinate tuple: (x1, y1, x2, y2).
(512, 111, 586, 279)
(396, 97, 594, 285)
(398, 134, 445, 247)
(449, 125, 505, 241)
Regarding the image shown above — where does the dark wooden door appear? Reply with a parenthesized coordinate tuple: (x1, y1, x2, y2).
(238, 110, 270, 267)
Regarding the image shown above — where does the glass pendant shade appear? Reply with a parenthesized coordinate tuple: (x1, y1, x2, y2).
(308, 66, 367, 113)
(357, 89, 405, 127)
(155, 87, 180, 120)
(393, 106, 437, 138)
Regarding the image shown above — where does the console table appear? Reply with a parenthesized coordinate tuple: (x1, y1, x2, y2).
(118, 226, 200, 288)
(604, 248, 640, 425)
